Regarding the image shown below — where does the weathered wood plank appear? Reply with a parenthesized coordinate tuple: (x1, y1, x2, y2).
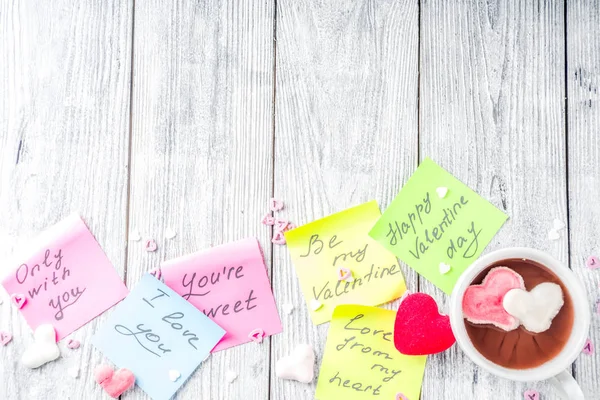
(420, 0, 567, 399)
(567, 0, 600, 398)
(0, 0, 132, 399)
(271, 0, 419, 399)
(125, 1, 274, 399)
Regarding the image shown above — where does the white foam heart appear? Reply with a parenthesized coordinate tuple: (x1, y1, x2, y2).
(129, 230, 141, 241)
(21, 324, 60, 368)
(439, 262, 451, 274)
(548, 229, 560, 241)
(164, 228, 177, 239)
(68, 367, 80, 379)
(282, 303, 295, 315)
(503, 282, 564, 333)
(225, 370, 238, 383)
(275, 344, 315, 383)
(309, 299, 323, 311)
(553, 218, 566, 230)
(436, 187, 448, 198)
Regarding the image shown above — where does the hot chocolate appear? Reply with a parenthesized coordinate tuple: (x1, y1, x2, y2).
(464, 258, 574, 369)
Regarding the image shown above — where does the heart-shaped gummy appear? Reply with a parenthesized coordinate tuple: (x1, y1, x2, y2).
(394, 293, 455, 355)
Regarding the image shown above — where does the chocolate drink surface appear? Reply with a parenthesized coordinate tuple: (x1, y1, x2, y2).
(464, 258, 574, 369)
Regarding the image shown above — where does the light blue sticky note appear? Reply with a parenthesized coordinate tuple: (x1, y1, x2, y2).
(92, 274, 226, 400)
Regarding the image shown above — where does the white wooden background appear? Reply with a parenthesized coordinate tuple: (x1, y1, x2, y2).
(0, 0, 599, 399)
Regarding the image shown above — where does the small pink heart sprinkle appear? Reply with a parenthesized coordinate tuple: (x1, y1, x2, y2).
(0, 331, 12, 346)
(274, 219, 289, 232)
(523, 389, 539, 400)
(270, 198, 284, 212)
(148, 268, 162, 280)
(145, 239, 158, 252)
(586, 255, 600, 269)
(272, 231, 286, 245)
(67, 339, 81, 349)
(284, 223, 296, 232)
(395, 393, 409, 400)
(337, 267, 352, 281)
(583, 338, 594, 355)
(248, 328, 265, 343)
(11, 293, 27, 309)
(262, 213, 275, 226)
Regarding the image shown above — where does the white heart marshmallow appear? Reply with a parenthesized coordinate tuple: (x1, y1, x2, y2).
(502, 282, 564, 333)
(275, 344, 315, 383)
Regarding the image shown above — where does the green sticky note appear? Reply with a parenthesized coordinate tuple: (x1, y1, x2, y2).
(369, 158, 508, 294)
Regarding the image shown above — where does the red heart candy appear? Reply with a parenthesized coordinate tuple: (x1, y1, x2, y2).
(95, 365, 135, 398)
(394, 293, 455, 355)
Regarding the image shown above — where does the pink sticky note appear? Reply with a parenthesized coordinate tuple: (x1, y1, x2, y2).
(161, 238, 282, 351)
(1, 214, 129, 340)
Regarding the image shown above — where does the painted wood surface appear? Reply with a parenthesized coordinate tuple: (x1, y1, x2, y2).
(0, 0, 133, 399)
(1, 0, 599, 399)
(420, 1, 568, 399)
(125, 1, 274, 399)
(567, 1, 600, 399)
(271, 0, 419, 399)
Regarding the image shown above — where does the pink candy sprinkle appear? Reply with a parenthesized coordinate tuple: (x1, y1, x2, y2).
(523, 389, 539, 400)
(0, 331, 12, 346)
(11, 293, 27, 309)
(270, 198, 284, 212)
(586, 255, 600, 269)
(274, 219, 289, 232)
(272, 231, 286, 245)
(583, 338, 594, 355)
(396, 393, 409, 400)
(262, 213, 275, 226)
(145, 239, 158, 252)
(248, 328, 265, 343)
(67, 339, 81, 349)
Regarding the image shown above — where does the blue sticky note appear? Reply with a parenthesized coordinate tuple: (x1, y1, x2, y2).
(92, 274, 226, 400)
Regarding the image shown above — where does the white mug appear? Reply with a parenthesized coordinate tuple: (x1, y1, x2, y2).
(449, 247, 591, 400)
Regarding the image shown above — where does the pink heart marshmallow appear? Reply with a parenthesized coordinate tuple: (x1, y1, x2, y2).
(462, 266, 525, 331)
(95, 365, 135, 399)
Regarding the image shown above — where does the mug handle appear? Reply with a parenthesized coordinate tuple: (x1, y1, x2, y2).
(548, 370, 585, 399)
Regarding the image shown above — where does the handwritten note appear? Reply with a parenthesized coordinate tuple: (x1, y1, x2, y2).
(1, 214, 128, 340)
(316, 305, 426, 400)
(92, 274, 225, 400)
(369, 158, 508, 294)
(285, 201, 406, 325)
(161, 238, 281, 351)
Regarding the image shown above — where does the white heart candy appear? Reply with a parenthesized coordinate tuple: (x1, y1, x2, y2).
(553, 219, 566, 230)
(503, 282, 564, 333)
(436, 187, 448, 198)
(282, 303, 295, 315)
(548, 229, 560, 241)
(169, 369, 181, 382)
(129, 230, 141, 241)
(21, 324, 60, 368)
(165, 228, 177, 239)
(275, 344, 315, 383)
(309, 299, 323, 311)
(225, 370, 238, 383)
(439, 262, 451, 274)
(67, 367, 80, 379)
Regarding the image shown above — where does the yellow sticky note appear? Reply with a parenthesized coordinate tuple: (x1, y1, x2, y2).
(285, 201, 406, 325)
(316, 305, 427, 400)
